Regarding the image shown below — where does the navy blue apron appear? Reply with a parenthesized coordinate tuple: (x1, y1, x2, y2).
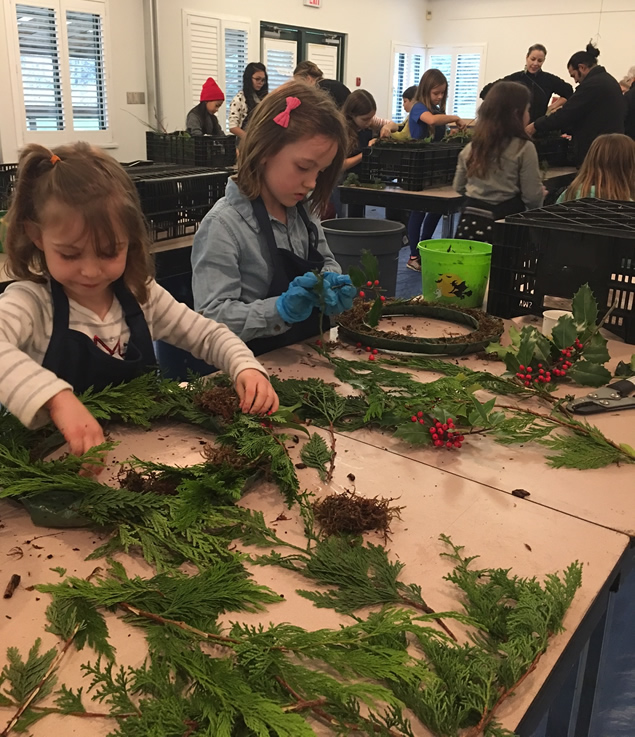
(246, 198, 328, 356)
(42, 278, 157, 394)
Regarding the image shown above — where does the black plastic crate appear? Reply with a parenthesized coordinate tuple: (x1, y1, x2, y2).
(133, 167, 230, 242)
(146, 131, 236, 168)
(361, 143, 462, 190)
(487, 199, 635, 343)
(0, 164, 18, 210)
(533, 135, 571, 168)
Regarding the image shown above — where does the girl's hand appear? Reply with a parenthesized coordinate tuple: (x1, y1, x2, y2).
(235, 369, 280, 415)
(455, 118, 468, 130)
(526, 122, 536, 137)
(368, 138, 378, 147)
(379, 124, 393, 138)
(45, 390, 106, 476)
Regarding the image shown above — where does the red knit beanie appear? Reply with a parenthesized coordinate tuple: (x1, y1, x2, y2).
(200, 77, 224, 102)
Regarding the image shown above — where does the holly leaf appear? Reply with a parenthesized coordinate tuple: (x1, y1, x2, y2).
(582, 333, 610, 365)
(484, 342, 508, 359)
(394, 421, 432, 445)
(508, 324, 521, 348)
(614, 354, 635, 377)
(270, 404, 309, 436)
(551, 315, 577, 350)
(360, 250, 380, 283)
(572, 284, 598, 329)
(516, 328, 538, 367)
(347, 265, 366, 289)
(504, 352, 521, 374)
(568, 361, 612, 387)
(364, 297, 383, 329)
(534, 332, 554, 364)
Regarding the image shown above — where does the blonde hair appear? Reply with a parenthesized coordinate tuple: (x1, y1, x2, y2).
(293, 60, 323, 82)
(562, 134, 635, 201)
(236, 82, 347, 213)
(5, 142, 153, 303)
(414, 69, 449, 138)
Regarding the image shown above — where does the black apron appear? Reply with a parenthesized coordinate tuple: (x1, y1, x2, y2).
(42, 278, 157, 394)
(246, 198, 328, 356)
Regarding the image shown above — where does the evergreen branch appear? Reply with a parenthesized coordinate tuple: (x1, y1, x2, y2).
(300, 433, 335, 483)
(1, 627, 80, 737)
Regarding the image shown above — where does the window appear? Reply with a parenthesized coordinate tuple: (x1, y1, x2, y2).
(260, 22, 346, 91)
(390, 44, 425, 121)
(183, 12, 250, 131)
(10, 0, 110, 142)
(426, 46, 485, 120)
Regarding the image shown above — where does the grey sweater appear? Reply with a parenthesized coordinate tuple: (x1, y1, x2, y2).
(453, 138, 544, 210)
(191, 179, 341, 343)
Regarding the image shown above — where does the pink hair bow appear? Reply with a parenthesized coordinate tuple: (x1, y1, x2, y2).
(273, 96, 301, 127)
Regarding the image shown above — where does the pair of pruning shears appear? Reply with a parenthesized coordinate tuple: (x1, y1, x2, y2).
(566, 377, 635, 414)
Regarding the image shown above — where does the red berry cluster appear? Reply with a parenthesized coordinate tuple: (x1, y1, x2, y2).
(356, 342, 379, 361)
(409, 413, 464, 450)
(259, 410, 274, 428)
(516, 363, 551, 387)
(358, 280, 386, 302)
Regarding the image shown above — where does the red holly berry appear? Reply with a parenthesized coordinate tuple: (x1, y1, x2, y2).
(315, 339, 322, 347)
(368, 354, 375, 361)
(374, 279, 380, 286)
(526, 367, 532, 373)
(442, 423, 448, 430)
(411, 416, 417, 422)
(524, 381, 531, 387)
(366, 346, 372, 352)
(417, 411, 423, 417)
(380, 295, 386, 302)
(372, 349, 378, 354)
(359, 291, 365, 298)
(519, 364, 525, 371)
(356, 342, 362, 348)
(537, 363, 543, 368)
(366, 281, 372, 287)
(434, 440, 443, 447)
(432, 433, 439, 441)
(538, 368, 544, 374)
(429, 428, 436, 434)
(419, 419, 425, 424)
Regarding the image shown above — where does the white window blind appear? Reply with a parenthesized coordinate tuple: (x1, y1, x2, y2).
(307, 42, 337, 79)
(262, 38, 296, 91)
(11, 0, 110, 142)
(224, 27, 248, 130)
(16, 4, 64, 131)
(66, 9, 107, 130)
(184, 14, 220, 109)
(183, 12, 250, 130)
(426, 46, 485, 120)
(390, 44, 425, 121)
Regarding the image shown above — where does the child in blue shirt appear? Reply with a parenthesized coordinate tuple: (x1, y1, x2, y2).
(406, 70, 467, 271)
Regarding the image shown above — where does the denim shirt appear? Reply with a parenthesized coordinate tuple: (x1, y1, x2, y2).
(191, 178, 341, 342)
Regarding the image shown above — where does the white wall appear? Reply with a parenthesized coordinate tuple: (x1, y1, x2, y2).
(0, 0, 149, 164)
(426, 0, 635, 91)
(155, 0, 427, 134)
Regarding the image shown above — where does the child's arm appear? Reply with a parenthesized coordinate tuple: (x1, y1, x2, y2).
(147, 281, 277, 413)
(518, 142, 545, 210)
(419, 110, 467, 128)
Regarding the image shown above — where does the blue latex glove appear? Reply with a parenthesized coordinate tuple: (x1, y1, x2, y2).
(321, 272, 357, 315)
(276, 272, 321, 324)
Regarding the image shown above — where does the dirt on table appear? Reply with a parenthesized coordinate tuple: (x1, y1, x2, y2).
(193, 385, 240, 421)
(118, 468, 180, 496)
(202, 444, 248, 470)
(313, 490, 403, 538)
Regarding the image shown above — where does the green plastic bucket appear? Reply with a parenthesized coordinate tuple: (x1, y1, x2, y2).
(417, 239, 492, 308)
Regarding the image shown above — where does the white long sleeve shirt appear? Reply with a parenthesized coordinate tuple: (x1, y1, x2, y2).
(0, 279, 267, 429)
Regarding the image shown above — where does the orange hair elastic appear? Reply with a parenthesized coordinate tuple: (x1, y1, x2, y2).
(50, 154, 61, 165)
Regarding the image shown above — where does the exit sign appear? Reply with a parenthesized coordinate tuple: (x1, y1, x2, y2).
(304, 0, 321, 6)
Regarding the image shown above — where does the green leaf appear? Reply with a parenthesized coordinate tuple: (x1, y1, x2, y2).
(360, 250, 380, 282)
(582, 333, 610, 365)
(299, 433, 333, 482)
(394, 421, 432, 445)
(364, 297, 383, 329)
(534, 332, 554, 364)
(347, 265, 366, 289)
(516, 328, 538, 368)
(551, 316, 577, 351)
(484, 342, 508, 359)
(614, 355, 635, 377)
(54, 685, 86, 714)
(504, 352, 521, 374)
(508, 324, 522, 348)
(50, 566, 67, 578)
(568, 361, 612, 387)
(572, 284, 598, 329)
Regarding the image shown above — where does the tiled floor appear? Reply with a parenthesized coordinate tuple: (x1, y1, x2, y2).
(363, 206, 635, 737)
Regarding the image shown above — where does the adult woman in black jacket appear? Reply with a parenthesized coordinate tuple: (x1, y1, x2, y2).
(480, 44, 573, 122)
(528, 45, 625, 166)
